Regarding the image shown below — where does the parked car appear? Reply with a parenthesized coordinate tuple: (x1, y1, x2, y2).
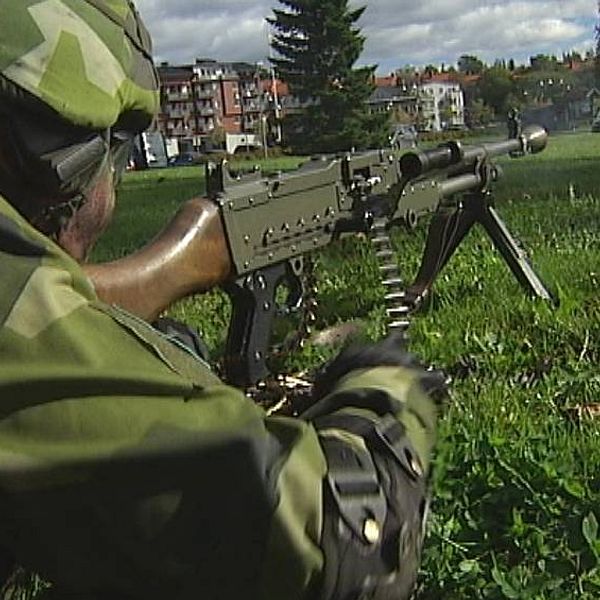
(168, 153, 195, 167)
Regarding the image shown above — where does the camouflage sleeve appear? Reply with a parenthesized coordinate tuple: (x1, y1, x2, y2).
(0, 200, 327, 599)
(0, 201, 436, 600)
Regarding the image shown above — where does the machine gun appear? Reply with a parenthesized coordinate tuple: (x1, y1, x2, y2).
(86, 125, 553, 390)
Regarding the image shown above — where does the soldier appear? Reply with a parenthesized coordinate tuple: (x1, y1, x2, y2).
(507, 107, 522, 140)
(0, 1, 440, 599)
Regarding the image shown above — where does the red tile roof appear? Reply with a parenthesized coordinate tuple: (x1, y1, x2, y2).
(374, 75, 398, 87)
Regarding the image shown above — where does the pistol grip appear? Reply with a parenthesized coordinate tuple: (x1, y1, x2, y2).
(223, 263, 288, 388)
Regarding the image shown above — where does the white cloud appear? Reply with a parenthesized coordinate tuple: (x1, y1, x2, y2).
(134, 0, 598, 71)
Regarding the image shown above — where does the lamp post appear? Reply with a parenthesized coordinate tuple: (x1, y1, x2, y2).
(271, 66, 282, 143)
(261, 114, 268, 159)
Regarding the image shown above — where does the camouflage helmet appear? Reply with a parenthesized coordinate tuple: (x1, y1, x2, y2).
(0, 0, 159, 132)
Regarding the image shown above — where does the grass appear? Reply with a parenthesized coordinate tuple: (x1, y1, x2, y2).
(85, 132, 598, 598)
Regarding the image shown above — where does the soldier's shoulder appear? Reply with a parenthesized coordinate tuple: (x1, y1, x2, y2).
(0, 196, 96, 337)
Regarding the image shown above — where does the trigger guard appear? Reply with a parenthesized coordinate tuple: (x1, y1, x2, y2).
(275, 262, 304, 316)
(284, 281, 303, 313)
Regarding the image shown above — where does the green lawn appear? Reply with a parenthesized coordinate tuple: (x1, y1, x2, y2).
(88, 132, 600, 598)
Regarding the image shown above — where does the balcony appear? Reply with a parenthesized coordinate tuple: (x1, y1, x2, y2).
(195, 122, 215, 134)
(168, 110, 192, 119)
(196, 101, 214, 114)
(196, 89, 214, 99)
(167, 92, 190, 101)
(195, 72, 219, 82)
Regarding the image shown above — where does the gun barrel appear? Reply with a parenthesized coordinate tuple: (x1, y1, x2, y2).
(400, 124, 548, 179)
(399, 143, 459, 178)
(439, 173, 482, 198)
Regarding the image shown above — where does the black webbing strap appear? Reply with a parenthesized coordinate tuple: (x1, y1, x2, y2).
(316, 412, 423, 484)
(320, 434, 387, 544)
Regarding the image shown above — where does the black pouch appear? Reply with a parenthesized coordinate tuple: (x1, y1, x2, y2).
(316, 413, 429, 600)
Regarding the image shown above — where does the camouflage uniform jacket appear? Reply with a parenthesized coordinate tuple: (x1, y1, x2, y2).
(0, 195, 436, 599)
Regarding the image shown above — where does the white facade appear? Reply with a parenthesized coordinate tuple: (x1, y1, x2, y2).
(418, 82, 465, 131)
(226, 133, 262, 154)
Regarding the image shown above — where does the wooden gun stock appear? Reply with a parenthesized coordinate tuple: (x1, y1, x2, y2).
(84, 198, 232, 322)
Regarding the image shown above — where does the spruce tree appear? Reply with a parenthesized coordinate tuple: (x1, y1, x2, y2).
(268, 0, 388, 153)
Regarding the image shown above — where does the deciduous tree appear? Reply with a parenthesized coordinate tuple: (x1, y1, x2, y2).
(458, 54, 485, 75)
(466, 98, 493, 127)
(478, 66, 516, 116)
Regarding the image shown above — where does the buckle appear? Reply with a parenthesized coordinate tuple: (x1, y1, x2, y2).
(373, 415, 423, 481)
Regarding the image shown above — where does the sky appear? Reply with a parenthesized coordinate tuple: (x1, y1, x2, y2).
(135, 0, 598, 74)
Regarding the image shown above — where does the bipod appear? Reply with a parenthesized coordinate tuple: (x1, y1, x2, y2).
(406, 190, 556, 307)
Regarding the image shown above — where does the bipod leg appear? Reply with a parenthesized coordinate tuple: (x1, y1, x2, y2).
(473, 193, 555, 302)
(407, 203, 476, 307)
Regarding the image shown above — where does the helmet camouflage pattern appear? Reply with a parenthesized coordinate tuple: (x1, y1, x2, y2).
(0, 0, 159, 132)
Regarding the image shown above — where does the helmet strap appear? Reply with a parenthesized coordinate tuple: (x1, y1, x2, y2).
(32, 142, 113, 239)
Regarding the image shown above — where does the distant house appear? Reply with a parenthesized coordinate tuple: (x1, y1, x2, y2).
(369, 71, 466, 132)
(523, 101, 581, 132)
(367, 85, 419, 122)
(374, 74, 401, 88)
(418, 81, 465, 131)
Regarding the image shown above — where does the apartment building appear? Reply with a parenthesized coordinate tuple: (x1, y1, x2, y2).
(157, 59, 262, 152)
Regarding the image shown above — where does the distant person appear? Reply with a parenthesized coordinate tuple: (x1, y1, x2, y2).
(507, 107, 522, 139)
(0, 2, 440, 599)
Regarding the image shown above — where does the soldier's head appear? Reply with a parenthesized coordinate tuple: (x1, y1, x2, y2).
(0, 0, 159, 260)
